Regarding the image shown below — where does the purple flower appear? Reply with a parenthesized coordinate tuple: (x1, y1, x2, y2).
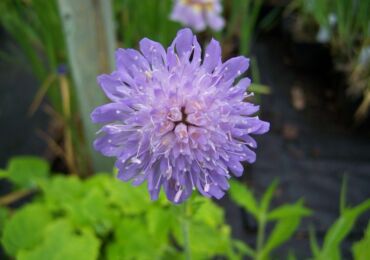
(91, 29, 269, 203)
(170, 0, 225, 32)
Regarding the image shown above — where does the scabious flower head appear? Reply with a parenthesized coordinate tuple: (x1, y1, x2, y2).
(170, 0, 225, 32)
(91, 29, 269, 203)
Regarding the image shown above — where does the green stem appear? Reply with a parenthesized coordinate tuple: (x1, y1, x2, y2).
(182, 201, 191, 260)
(256, 215, 266, 260)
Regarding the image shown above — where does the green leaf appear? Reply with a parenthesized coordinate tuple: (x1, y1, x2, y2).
(40, 176, 85, 210)
(267, 200, 312, 221)
(106, 178, 151, 215)
(309, 226, 320, 257)
(262, 217, 301, 257)
(6, 156, 49, 188)
(17, 219, 100, 260)
(58, 0, 116, 172)
(321, 199, 370, 258)
(288, 250, 297, 260)
(232, 240, 255, 258)
(249, 83, 271, 95)
(0, 206, 9, 235)
(107, 217, 164, 260)
(352, 222, 370, 260)
(260, 180, 279, 214)
(193, 197, 224, 228)
(189, 222, 231, 259)
(1, 204, 51, 256)
(340, 175, 348, 214)
(72, 187, 119, 237)
(146, 206, 175, 245)
(0, 169, 7, 179)
(229, 180, 258, 217)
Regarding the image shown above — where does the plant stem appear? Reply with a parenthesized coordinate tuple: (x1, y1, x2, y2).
(182, 201, 191, 260)
(256, 214, 266, 259)
(0, 189, 34, 206)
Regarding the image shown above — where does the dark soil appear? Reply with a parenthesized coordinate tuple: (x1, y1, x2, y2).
(0, 29, 49, 168)
(220, 19, 370, 259)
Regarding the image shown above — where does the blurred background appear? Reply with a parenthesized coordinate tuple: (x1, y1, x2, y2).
(0, 0, 369, 259)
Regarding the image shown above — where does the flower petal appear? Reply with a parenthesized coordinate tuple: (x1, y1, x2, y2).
(203, 38, 222, 73)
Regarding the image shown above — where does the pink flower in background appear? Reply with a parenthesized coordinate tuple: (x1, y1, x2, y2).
(170, 0, 225, 32)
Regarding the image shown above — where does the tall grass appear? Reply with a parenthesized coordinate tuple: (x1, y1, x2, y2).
(0, 0, 67, 111)
(113, 0, 181, 48)
(292, 0, 370, 119)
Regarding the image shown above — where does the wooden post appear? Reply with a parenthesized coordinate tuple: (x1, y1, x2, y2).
(58, 0, 116, 172)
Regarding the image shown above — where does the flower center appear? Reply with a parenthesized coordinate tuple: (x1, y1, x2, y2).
(168, 106, 198, 128)
(182, 0, 214, 11)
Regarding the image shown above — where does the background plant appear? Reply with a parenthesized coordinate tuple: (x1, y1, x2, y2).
(229, 180, 312, 259)
(0, 0, 89, 175)
(2, 157, 370, 259)
(113, 0, 181, 48)
(0, 156, 246, 259)
(309, 179, 370, 260)
(289, 0, 370, 120)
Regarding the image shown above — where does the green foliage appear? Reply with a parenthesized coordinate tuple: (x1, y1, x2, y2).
(352, 222, 370, 260)
(2, 156, 370, 260)
(18, 219, 100, 260)
(1, 204, 52, 256)
(226, 0, 265, 56)
(308, 178, 370, 260)
(113, 0, 181, 48)
(294, 0, 370, 49)
(0, 0, 67, 109)
(311, 199, 370, 260)
(2, 156, 50, 188)
(291, 0, 370, 119)
(1, 172, 240, 259)
(229, 178, 258, 217)
(0, 207, 9, 236)
(229, 180, 312, 259)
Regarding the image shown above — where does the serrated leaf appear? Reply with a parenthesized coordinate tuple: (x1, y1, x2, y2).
(267, 200, 312, 221)
(17, 219, 100, 260)
(262, 217, 301, 257)
(193, 197, 224, 228)
(40, 176, 85, 210)
(1, 204, 51, 256)
(7, 156, 49, 188)
(352, 222, 370, 260)
(107, 179, 151, 215)
(146, 206, 175, 244)
(108, 217, 163, 260)
(74, 188, 118, 236)
(189, 222, 231, 259)
(322, 199, 370, 256)
(260, 180, 278, 214)
(229, 180, 258, 217)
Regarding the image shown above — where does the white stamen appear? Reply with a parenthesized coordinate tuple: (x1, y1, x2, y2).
(204, 183, 210, 192)
(174, 188, 183, 203)
(131, 157, 142, 164)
